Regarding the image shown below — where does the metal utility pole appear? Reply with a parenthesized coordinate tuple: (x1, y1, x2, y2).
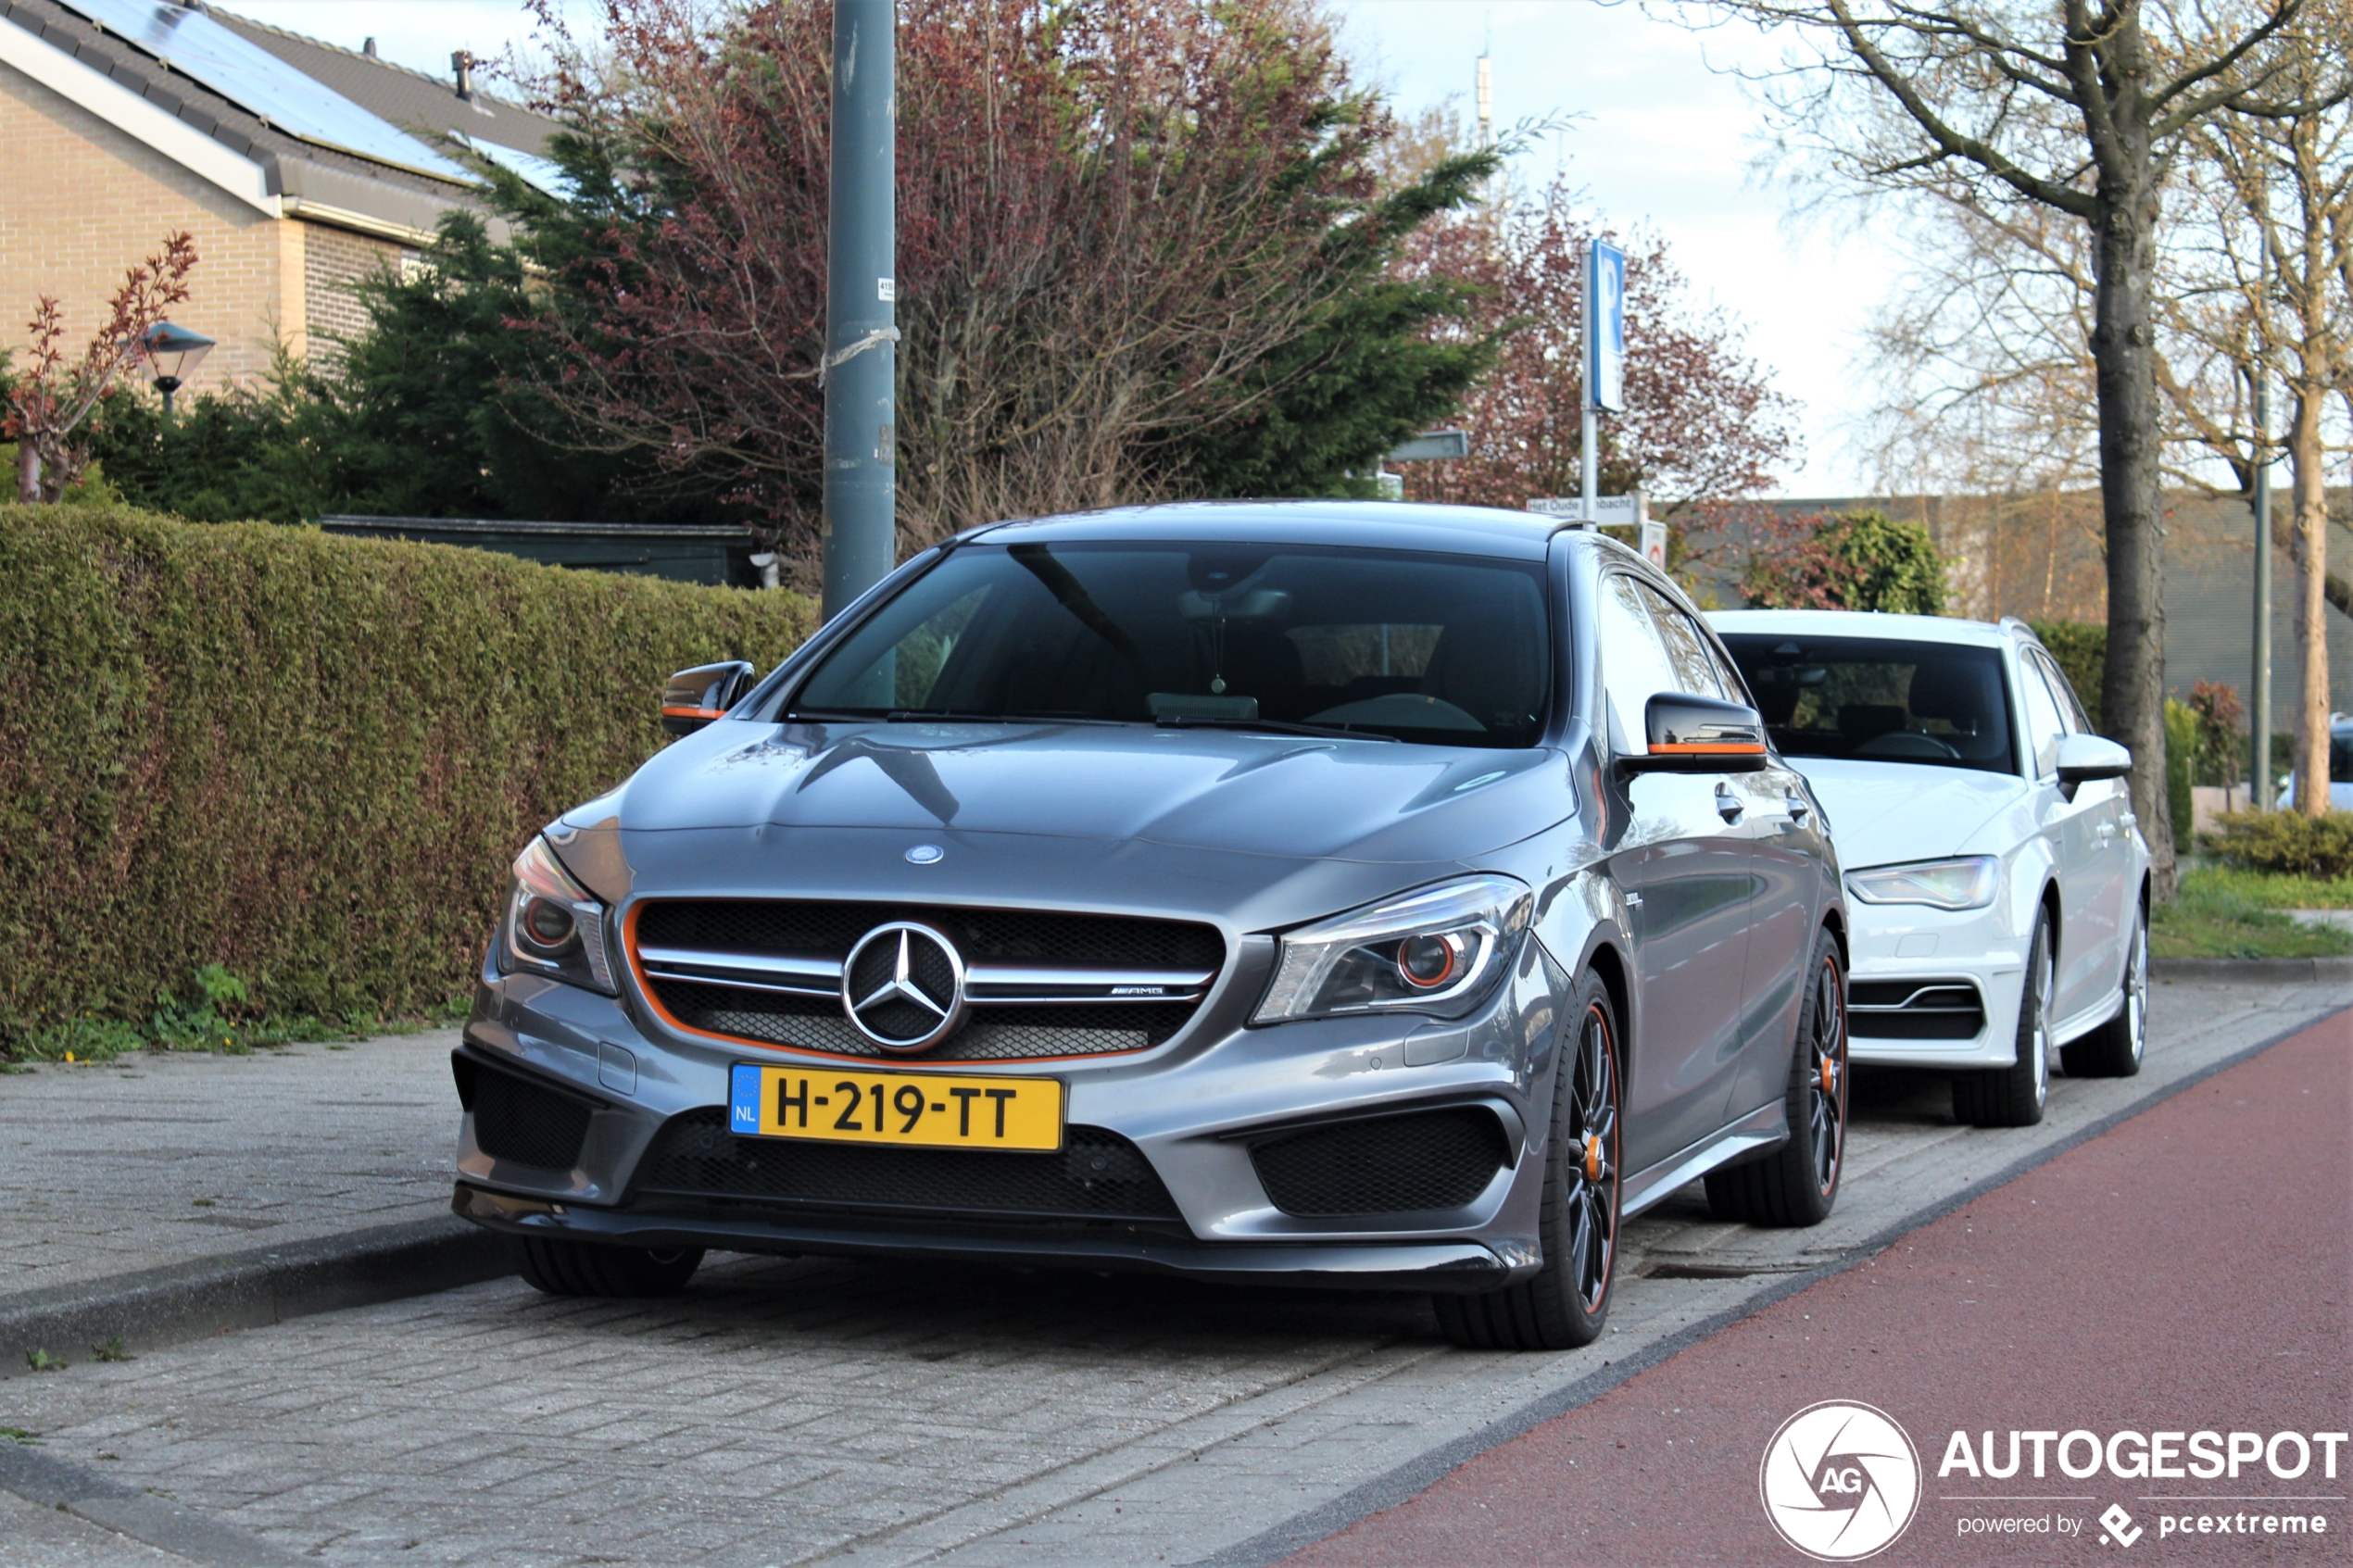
(819, 0, 898, 621)
(2250, 330, 2274, 810)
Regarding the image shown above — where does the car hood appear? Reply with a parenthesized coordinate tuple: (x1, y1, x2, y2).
(1777, 758, 2024, 868)
(568, 719, 1570, 868)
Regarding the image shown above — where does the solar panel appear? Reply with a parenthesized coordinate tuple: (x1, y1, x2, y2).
(52, 0, 467, 180)
(458, 133, 573, 198)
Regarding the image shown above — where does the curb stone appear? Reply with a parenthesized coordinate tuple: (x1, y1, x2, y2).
(0, 1213, 510, 1382)
(0, 1438, 308, 1566)
(2150, 955, 2353, 983)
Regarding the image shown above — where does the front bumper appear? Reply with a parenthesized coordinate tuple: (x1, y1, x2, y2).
(1843, 899, 2028, 1069)
(451, 1183, 1519, 1292)
(449, 927, 1574, 1291)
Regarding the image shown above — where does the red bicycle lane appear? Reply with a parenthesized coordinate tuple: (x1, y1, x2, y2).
(1289, 1007, 2352, 1567)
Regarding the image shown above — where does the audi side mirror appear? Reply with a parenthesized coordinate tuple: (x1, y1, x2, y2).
(662, 660, 756, 736)
(2055, 733, 2132, 783)
(1623, 693, 1770, 773)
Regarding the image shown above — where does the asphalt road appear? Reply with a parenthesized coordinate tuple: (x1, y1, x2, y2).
(1290, 1006, 2353, 1566)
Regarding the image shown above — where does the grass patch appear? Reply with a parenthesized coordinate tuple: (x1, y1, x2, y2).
(2178, 864, 2353, 910)
(2153, 872, 2353, 960)
(6, 965, 470, 1065)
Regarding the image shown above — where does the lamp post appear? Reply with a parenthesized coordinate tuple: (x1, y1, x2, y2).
(139, 320, 214, 419)
(818, 0, 898, 622)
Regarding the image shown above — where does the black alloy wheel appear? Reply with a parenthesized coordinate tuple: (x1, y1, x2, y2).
(1705, 929, 1848, 1227)
(1561, 998, 1621, 1314)
(1434, 969, 1621, 1350)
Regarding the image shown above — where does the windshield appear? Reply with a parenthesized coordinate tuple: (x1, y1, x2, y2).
(786, 542, 1553, 748)
(1719, 634, 2016, 775)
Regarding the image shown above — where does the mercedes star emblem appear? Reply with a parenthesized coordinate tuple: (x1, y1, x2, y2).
(905, 844, 944, 865)
(841, 921, 968, 1053)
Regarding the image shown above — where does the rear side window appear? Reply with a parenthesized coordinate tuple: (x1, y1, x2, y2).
(1719, 634, 2018, 775)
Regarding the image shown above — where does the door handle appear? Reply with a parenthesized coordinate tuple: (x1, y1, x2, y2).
(1715, 784, 1743, 822)
(1785, 792, 1811, 822)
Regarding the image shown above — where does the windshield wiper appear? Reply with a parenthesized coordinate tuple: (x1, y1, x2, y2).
(1153, 715, 1400, 743)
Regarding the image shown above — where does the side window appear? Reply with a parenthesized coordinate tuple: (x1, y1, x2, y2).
(2032, 650, 2091, 734)
(1636, 583, 1730, 701)
(2018, 653, 2067, 776)
(1597, 574, 1682, 751)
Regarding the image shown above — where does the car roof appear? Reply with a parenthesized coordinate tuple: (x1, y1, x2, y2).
(963, 500, 1569, 561)
(1706, 608, 2014, 649)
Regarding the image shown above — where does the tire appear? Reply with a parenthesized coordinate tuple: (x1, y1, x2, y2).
(516, 1237, 705, 1298)
(2062, 891, 2147, 1078)
(1434, 969, 1621, 1350)
(1705, 929, 1847, 1228)
(1954, 907, 2052, 1127)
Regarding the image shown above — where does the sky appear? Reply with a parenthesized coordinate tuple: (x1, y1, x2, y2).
(229, 0, 1894, 497)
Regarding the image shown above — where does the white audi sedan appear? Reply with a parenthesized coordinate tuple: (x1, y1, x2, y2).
(1710, 611, 2150, 1126)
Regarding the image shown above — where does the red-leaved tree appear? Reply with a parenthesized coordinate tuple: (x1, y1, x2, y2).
(517, 0, 1412, 565)
(1400, 179, 1797, 558)
(6, 233, 197, 503)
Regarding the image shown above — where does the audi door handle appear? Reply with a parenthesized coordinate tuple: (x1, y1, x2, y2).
(1715, 784, 1743, 822)
(1785, 793, 1811, 822)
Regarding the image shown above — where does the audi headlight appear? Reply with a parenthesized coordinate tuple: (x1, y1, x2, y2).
(1254, 874, 1533, 1025)
(500, 837, 618, 994)
(1844, 856, 1999, 911)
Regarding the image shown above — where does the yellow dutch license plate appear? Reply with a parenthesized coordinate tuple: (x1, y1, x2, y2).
(728, 1063, 1064, 1152)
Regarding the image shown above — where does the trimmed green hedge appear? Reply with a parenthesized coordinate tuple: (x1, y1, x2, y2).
(0, 504, 816, 1046)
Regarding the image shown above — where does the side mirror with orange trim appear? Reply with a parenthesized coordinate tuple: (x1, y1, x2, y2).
(1626, 692, 1770, 773)
(661, 660, 756, 736)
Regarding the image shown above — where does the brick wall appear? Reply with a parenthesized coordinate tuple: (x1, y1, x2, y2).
(1, 58, 296, 392)
(301, 224, 402, 366)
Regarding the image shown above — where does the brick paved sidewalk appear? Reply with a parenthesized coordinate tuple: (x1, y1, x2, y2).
(0, 1031, 463, 1300)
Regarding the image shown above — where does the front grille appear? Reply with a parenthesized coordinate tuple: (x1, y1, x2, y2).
(648, 984, 1201, 1060)
(634, 899, 1223, 1060)
(634, 1108, 1183, 1223)
(636, 901, 1224, 972)
(1850, 978, 1986, 1040)
(1250, 1107, 1510, 1218)
(470, 1066, 595, 1172)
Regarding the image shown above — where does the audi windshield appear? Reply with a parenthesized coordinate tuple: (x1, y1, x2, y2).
(786, 543, 1554, 749)
(1719, 634, 2017, 775)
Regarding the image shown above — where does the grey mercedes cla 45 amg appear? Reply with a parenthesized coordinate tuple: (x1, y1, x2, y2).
(451, 501, 1849, 1348)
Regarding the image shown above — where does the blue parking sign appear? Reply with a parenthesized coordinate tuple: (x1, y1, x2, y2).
(1586, 239, 1626, 413)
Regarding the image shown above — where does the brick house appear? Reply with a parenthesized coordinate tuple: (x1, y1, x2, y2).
(1, 0, 561, 391)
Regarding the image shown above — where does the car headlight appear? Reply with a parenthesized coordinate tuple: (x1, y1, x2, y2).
(500, 836, 618, 994)
(1845, 856, 1999, 911)
(1254, 874, 1533, 1024)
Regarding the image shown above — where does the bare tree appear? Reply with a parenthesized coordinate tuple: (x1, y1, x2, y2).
(1673, 0, 2347, 894)
(2167, 8, 2352, 812)
(1843, 6, 2351, 810)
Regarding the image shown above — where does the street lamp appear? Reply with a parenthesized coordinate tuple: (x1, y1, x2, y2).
(139, 321, 214, 418)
